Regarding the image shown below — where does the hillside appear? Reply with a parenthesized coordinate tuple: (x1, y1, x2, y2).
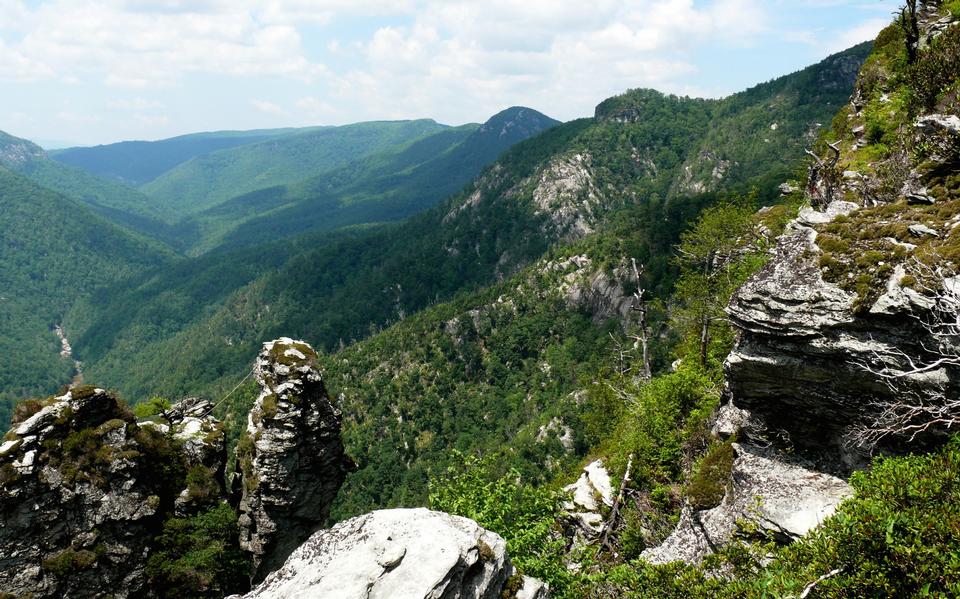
(186, 107, 561, 253)
(0, 167, 174, 426)
(139, 119, 455, 218)
(63, 43, 870, 412)
(2, 2, 959, 597)
(50, 127, 313, 186)
(0, 130, 182, 246)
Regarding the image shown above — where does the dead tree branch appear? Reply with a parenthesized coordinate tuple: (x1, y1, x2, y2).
(848, 258, 960, 449)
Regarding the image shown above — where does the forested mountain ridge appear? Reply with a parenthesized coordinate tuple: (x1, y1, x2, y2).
(50, 127, 317, 186)
(0, 129, 184, 247)
(139, 119, 457, 219)
(6, 2, 960, 596)
(175, 107, 560, 254)
(61, 42, 871, 412)
(0, 167, 175, 427)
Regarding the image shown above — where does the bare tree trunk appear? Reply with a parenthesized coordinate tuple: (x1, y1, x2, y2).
(600, 453, 634, 554)
(630, 258, 652, 381)
(699, 317, 710, 369)
(902, 0, 920, 64)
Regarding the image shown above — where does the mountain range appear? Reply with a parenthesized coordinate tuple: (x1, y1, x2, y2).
(2, 3, 960, 596)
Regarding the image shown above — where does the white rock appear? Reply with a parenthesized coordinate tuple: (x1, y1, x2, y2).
(908, 223, 939, 237)
(796, 200, 858, 226)
(0, 439, 19, 456)
(641, 444, 851, 565)
(238, 508, 533, 599)
(563, 460, 613, 513)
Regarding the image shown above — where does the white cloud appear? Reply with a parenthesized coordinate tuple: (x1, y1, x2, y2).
(305, 0, 772, 124)
(107, 97, 165, 110)
(251, 99, 287, 116)
(2, 0, 897, 143)
(1, 0, 331, 86)
(828, 17, 890, 53)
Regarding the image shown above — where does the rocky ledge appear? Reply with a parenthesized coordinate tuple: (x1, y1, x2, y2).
(724, 200, 954, 464)
(0, 387, 222, 598)
(642, 442, 851, 565)
(234, 508, 546, 599)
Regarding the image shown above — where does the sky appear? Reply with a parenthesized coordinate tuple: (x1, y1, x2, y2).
(0, 0, 902, 147)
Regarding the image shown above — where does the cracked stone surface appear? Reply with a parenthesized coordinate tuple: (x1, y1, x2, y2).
(234, 508, 545, 599)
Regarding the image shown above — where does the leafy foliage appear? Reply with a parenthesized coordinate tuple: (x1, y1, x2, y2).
(0, 167, 172, 429)
(430, 452, 572, 593)
(146, 502, 248, 599)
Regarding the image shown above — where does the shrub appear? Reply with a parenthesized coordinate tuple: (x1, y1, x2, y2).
(910, 24, 960, 111)
(134, 397, 171, 420)
(146, 503, 248, 599)
(429, 452, 572, 595)
(685, 440, 734, 511)
(43, 548, 98, 577)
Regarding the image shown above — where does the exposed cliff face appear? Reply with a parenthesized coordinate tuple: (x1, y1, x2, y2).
(0, 130, 46, 167)
(237, 337, 355, 583)
(0, 388, 172, 598)
(724, 10, 960, 463)
(234, 508, 546, 599)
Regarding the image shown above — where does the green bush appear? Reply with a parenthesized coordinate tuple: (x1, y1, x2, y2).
(429, 452, 573, 595)
(910, 23, 960, 111)
(751, 437, 960, 597)
(43, 548, 98, 577)
(685, 440, 734, 511)
(134, 396, 171, 420)
(146, 502, 248, 599)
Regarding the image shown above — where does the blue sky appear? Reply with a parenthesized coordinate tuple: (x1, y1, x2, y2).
(0, 0, 901, 147)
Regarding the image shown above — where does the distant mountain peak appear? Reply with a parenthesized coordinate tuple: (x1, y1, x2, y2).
(0, 130, 46, 168)
(477, 106, 560, 140)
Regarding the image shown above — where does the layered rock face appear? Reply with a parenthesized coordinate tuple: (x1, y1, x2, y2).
(642, 443, 851, 565)
(235, 508, 546, 599)
(237, 337, 355, 583)
(0, 388, 166, 598)
(723, 199, 959, 465)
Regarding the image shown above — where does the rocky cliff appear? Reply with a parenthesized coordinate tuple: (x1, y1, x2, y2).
(725, 5, 960, 465)
(237, 337, 355, 583)
(642, 4, 960, 567)
(0, 387, 221, 598)
(0, 338, 548, 598)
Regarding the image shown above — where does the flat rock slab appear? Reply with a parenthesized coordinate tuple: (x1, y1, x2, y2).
(236, 508, 542, 599)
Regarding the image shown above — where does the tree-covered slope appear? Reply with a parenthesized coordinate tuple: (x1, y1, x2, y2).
(0, 129, 182, 247)
(139, 119, 455, 218)
(0, 167, 174, 426)
(50, 127, 313, 186)
(65, 44, 868, 413)
(187, 107, 560, 254)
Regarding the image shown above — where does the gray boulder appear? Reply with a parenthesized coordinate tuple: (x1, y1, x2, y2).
(235, 508, 546, 599)
(237, 337, 355, 583)
(724, 204, 953, 461)
(641, 444, 851, 565)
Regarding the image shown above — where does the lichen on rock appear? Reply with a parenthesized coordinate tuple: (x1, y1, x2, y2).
(237, 337, 355, 583)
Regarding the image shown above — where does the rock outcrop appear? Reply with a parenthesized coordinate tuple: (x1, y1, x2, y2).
(145, 396, 227, 515)
(0, 387, 166, 598)
(563, 460, 614, 540)
(642, 443, 851, 565)
(723, 200, 954, 464)
(234, 508, 546, 599)
(237, 337, 355, 583)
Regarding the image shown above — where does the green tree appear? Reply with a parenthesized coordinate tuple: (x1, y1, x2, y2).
(672, 198, 764, 372)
